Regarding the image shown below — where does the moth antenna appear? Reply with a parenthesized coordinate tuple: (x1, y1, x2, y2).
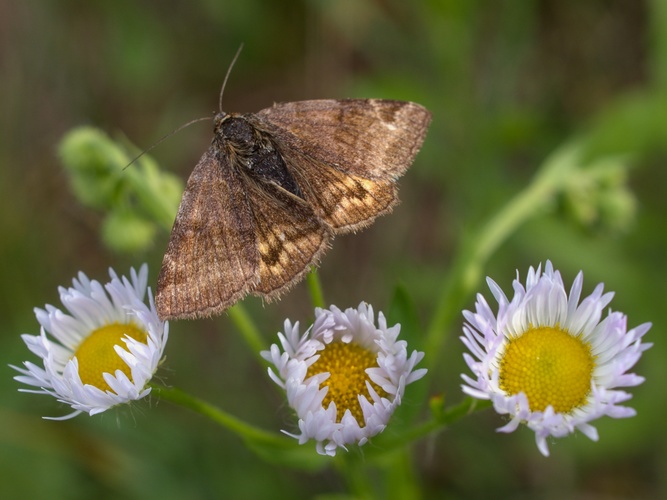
(123, 116, 212, 170)
(125, 45, 243, 171)
(219, 43, 244, 112)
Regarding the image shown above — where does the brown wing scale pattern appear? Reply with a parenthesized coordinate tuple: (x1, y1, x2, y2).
(155, 99, 431, 320)
(258, 99, 431, 179)
(156, 150, 258, 320)
(243, 178, 331, 297)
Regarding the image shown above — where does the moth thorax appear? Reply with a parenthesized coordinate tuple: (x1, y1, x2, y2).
(219, 116, 257, 151)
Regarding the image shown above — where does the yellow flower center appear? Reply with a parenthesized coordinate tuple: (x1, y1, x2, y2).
(499, 326, 595, 413)
(73, 323, 148, 393)
(306, 341, 388, 425)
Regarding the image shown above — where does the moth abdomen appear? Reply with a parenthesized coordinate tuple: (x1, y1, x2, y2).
(250, 148, 303, 198)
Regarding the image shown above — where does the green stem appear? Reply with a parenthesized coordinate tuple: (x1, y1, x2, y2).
(306, 269, 326, 309)
(151, 384, 290, 447)
(370, 398, 491, 453)
(423, 142, 581, 368)
(386, 450, 421, 500)
(335, 453, 375, 499)
(227, 303, 266, 358)
(126, 164, 179, 231)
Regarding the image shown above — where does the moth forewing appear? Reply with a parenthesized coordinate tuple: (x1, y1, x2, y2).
(155, 98, 431, 321)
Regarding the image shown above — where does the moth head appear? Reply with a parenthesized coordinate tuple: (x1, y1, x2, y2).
(213, 111, 228, 129)
(216, 115, 257, 150)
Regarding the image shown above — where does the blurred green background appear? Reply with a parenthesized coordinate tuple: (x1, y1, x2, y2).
(2, 0, 666, 498)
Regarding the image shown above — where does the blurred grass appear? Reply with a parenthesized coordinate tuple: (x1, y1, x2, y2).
(1, 0, 666, 498)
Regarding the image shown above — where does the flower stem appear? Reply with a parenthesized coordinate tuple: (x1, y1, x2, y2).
(335, 453, 376, 498)
(227, 303, 266, 358)
(369, 398, 492, 454)
(151, 384, 289, 447)
(306, 268, 325, 309)
(424, 142, 582, 368)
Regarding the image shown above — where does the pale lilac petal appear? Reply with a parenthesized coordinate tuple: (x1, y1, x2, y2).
(460, 260, 651, 456)
(12, 265, 168, 418)
(263, 302, 426, 456)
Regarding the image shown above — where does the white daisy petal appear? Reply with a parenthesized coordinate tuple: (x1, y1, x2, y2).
(461, 260, 651, 456)
(262, 302, 426, 456)
(12, 264, 168, 419)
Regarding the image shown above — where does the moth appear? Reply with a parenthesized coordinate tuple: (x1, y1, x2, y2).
(155, 98, 431, 320)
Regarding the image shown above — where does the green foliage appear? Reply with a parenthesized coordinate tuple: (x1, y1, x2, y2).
(2, 1, 666, 499)
(59, 127, 183, 252)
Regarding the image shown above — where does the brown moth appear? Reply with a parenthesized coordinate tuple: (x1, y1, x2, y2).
(156, 98, 431, 320)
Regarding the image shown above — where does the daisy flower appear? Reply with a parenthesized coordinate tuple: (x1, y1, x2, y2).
(461, 261, 651, 456)
(262, 302, 427, 456)
(12, 264, 168, 419)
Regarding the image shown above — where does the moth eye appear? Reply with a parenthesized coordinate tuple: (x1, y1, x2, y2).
(222, 117, 255, 147)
